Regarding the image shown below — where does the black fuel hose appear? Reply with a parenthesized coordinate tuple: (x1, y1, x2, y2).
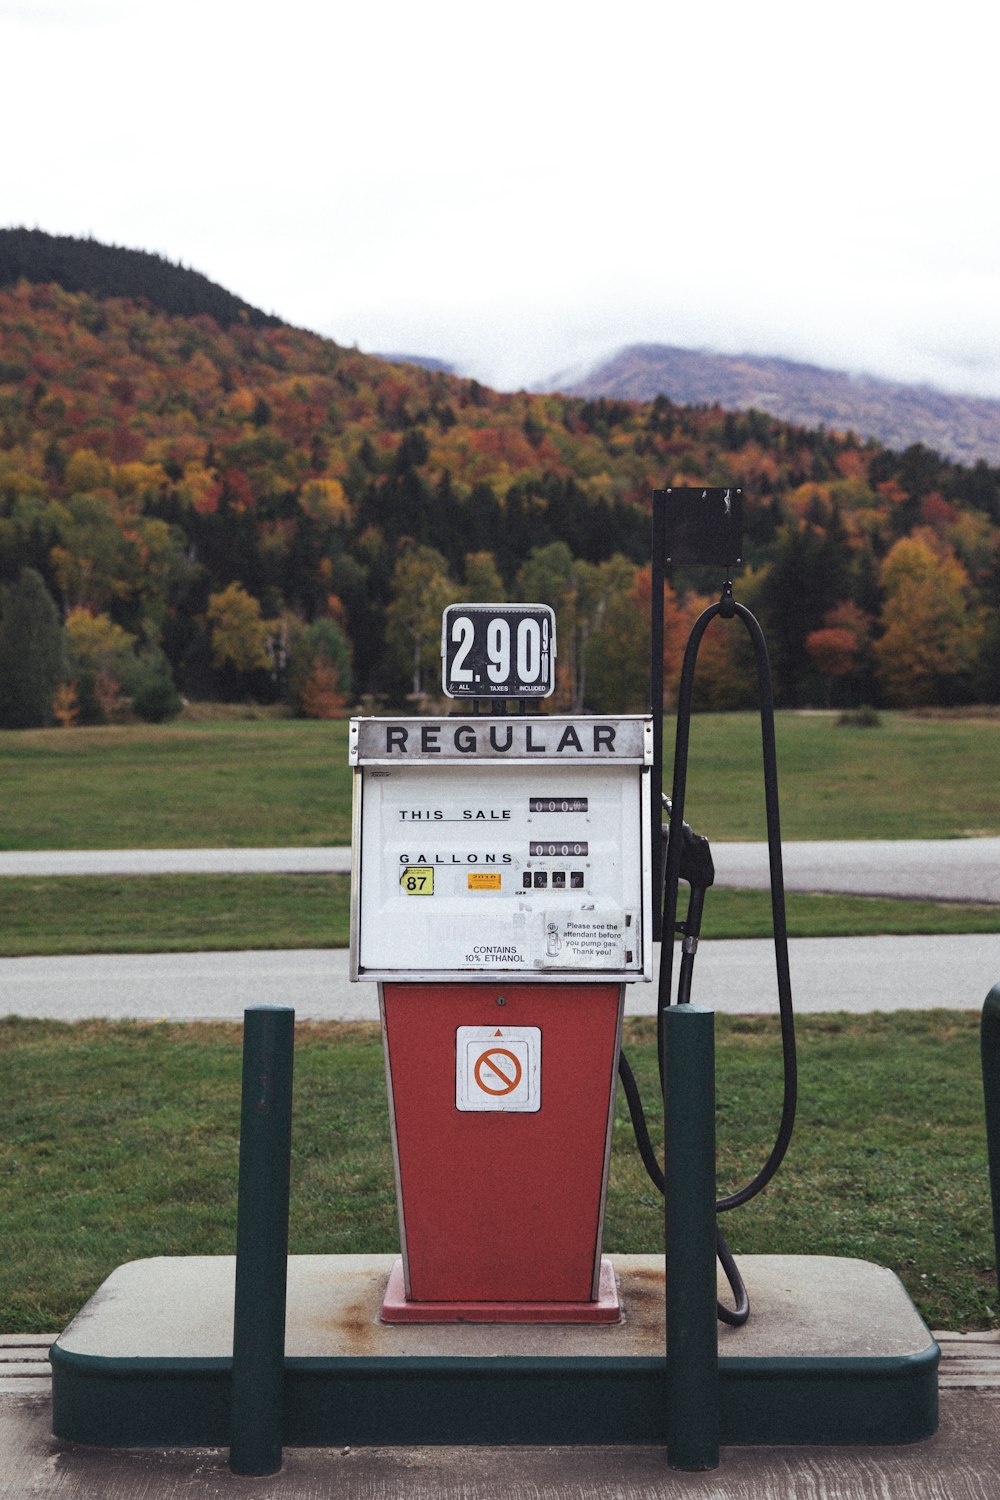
(660, 582, 797, 1212)
(617, 581, 796, 1325)
(618, 1048, 749, 1325)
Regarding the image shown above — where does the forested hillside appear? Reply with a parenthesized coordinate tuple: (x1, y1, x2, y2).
(1, 264, 999, 726)
(0, 228, 280, 331)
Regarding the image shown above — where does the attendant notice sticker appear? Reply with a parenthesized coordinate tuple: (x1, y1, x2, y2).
(538, 912, 625, 969)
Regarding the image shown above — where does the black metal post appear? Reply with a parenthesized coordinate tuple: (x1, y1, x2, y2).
(229, 1005, 295, 1476)
(663, 1003, 720, 1470)
(651, 491, 666, 940)
(980, 984, 1000, 1309)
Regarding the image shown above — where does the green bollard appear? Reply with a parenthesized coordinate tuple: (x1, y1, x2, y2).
(980, 984, 1000, 1310)
(229, 1006, 295, 1477)
(663, 1003, 720, 1471)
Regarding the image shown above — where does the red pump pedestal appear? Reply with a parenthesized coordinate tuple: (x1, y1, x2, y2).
(379, 980, 624, 1323)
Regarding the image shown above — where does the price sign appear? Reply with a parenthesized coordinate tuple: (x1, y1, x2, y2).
(441, 603, 556, 699)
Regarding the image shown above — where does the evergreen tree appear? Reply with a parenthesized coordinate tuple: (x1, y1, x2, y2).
(127, 647, 182, 722)
(0, 567, 66, 728)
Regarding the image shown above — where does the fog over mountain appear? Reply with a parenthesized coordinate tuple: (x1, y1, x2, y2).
(556, 345, 1000, 469)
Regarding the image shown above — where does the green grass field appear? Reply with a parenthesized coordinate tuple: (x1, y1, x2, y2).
(1, 710, 998, 850)
(681, 710, 1000, 841)
(0, 876, 994, 957)
(0, 719, 354, 850)
(0, 1013, 991, 1334)
(0, 712, 996, 1340)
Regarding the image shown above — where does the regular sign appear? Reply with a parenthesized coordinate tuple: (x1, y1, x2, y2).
(441, 603, 556, 699)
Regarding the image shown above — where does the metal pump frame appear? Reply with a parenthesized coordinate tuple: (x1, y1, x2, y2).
(639, 488, 798, 1325)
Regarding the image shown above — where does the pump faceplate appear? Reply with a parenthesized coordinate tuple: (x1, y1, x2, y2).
(350, 716, 653, 983)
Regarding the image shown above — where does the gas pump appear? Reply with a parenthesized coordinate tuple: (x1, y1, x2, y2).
(350, 602, 653, 1321)
(351, 501, 799, 1326)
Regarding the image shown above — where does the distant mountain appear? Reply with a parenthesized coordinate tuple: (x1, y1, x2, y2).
(0, 227, 282, 330)
(559, 344, 1000, 468)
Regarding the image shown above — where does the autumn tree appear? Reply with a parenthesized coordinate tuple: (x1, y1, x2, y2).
(626, 565, 751, 712)
(299, 656, 346, 718)
(385, 543, 455, 698)
(52, 680, 80, 728)
(462, 551, 506, 604)
(125, 516, 191, 638)
(0, 465, 59, 580)
(207, 582, 271, 673)
(687, 598, 758, 710)
(298, 477, 350, 528)
(513, 547, 649, 711)
(805, 627, 857, 705)
(288, 617, 353, 717)
(64, 447, 113, 494)
(9, 267, 1000, 711)
(874, 533, 983, 705)
(805, 601, 874, 706)
(569, 560, 610, 713)
(65, 607, 138, 722)
(661, 584, 707, 706)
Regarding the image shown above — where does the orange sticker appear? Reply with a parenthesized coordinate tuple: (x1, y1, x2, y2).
(467, 872, 502, 890)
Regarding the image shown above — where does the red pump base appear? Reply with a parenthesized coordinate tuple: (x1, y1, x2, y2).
(380, 1255, 621, 1324)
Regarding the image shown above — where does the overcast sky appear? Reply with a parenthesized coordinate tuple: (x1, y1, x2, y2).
(3, 0, 999, 398)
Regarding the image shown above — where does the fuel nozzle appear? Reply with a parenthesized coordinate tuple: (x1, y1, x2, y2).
(661, 797, 714, 999)
(661, 795, 715, 893)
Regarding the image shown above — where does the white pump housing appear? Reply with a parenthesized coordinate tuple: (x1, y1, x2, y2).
(349, 714, 653, 983)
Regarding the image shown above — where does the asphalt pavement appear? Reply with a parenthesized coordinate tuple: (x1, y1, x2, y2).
(1, 934, 997, 1021)
(3, 1367, 1000, 1498)
(0, 837, 997, 901)
(0, 842, 996, 1020)
(716, 837, 1000, 903)
(0, 847, 352, 877)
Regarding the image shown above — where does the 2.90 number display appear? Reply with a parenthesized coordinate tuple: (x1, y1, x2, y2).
(441, 604, 556, 698)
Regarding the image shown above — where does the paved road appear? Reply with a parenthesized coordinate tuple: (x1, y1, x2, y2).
(1, 839, 997, 901)
(4, 1385, 1000, 1499)
(0, 847, 352, 877)
(2, 935, 997, 1022)
(0, 842, 995, 1020)
(714, 838, 1000, 903)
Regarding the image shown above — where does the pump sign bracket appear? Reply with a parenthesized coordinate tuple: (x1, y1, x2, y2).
(442, 603, 556, 699)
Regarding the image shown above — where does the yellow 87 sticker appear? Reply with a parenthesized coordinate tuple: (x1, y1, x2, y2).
(400, 867, 434, 895)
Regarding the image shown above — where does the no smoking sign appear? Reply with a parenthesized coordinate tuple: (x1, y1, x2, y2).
(456, 1026, 541, 1113)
